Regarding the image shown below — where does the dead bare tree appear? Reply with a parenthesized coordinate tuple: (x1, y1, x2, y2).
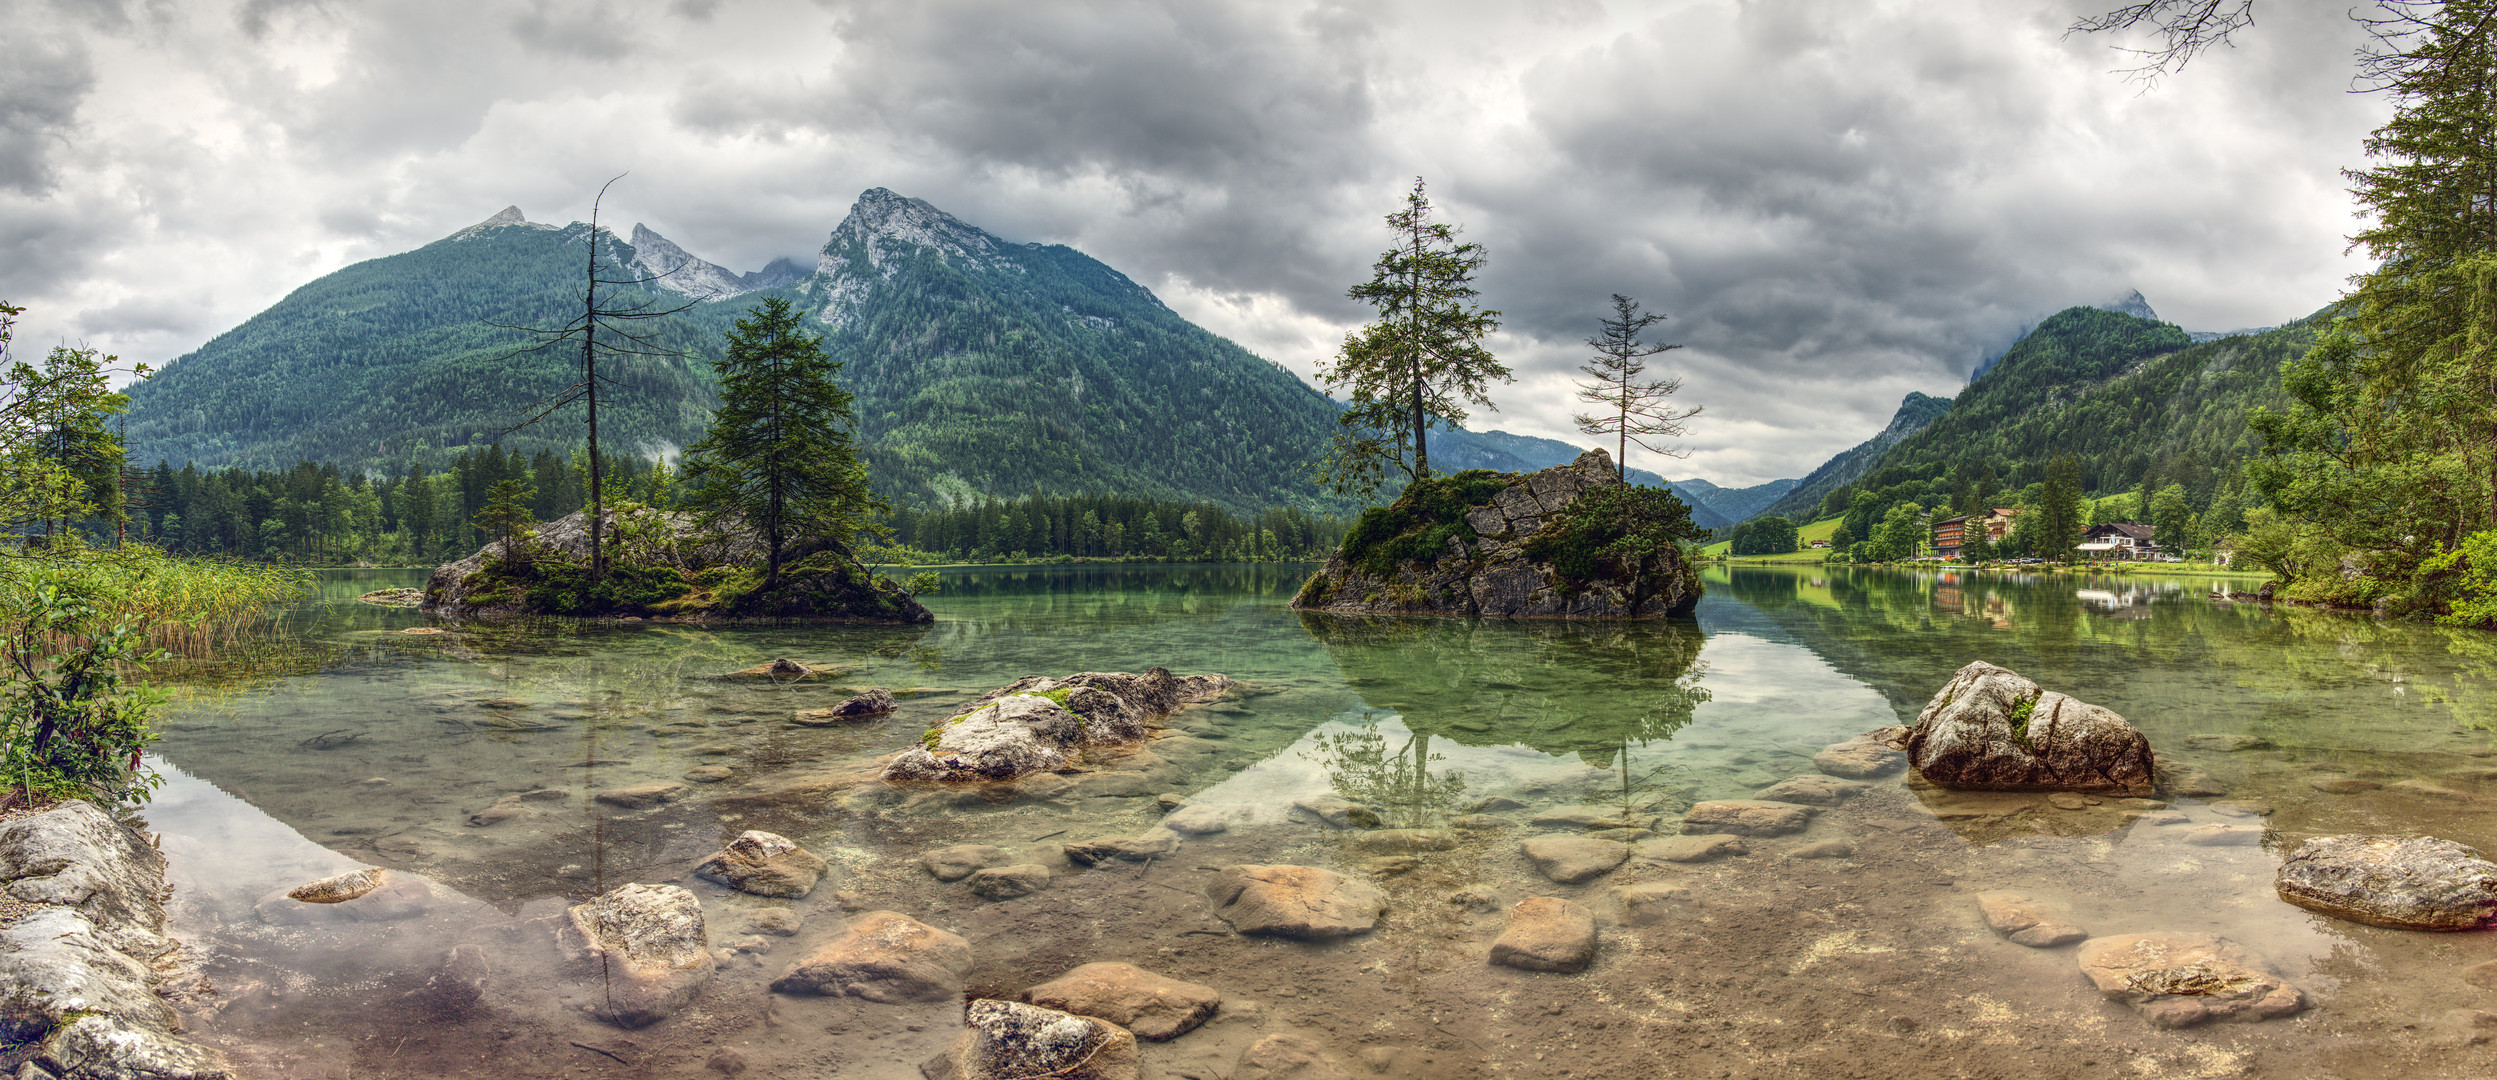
(489, 175, 695, 585)
(1571, 294, 1698, 481)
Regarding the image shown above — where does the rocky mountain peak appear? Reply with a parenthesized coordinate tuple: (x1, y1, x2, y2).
(2096, 289, 2159, 323)
(625, 223, 750, 300)
(450, 204, 554, 241)
(821, 188, 1006, 271)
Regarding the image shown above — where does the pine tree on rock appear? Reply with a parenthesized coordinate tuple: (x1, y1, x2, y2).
(684, 297, 883, 589)
(1317, 178, 1507, 500)
(1573, 294, 1699, 481)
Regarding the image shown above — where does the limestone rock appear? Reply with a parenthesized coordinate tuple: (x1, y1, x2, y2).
(1024, 962, 1221, 1041)
(1681, 800, 1812, 837)
(1635, 834, 1748, 863)
(1291, 796, 1381, 830)
(287, 867, 388, 903)
(2275, 835, 2497, 931)
(558, 883, 715, 1027)
(773, 911, 972, 1003)
(1289, 449, 1702, 619)
(2076, 933, 2304, 1028)
(1814, 728, 1908, 779)
(1520, 835, 1630, 883)
(827, 688, 899, 718)
(1489, 897, 1597, 973)
(1904, 662, 2155, 795)
(1234, 1034, 1355, 1080)
(1205, 865, 1386, 940)
(1976, 891, 2088, 947)
(887, 669, 1233, 783)
(740, 908, 802, 937)
(968, 865, 1052, 900)
(1752, 775, 1866, 806)
(693, 831, 829, 899)
(969, 669, 1236, 745)
(1065, 831, 1181, 866)
(921, 999, 1140, 1080)
(923, 844, 1015, 882)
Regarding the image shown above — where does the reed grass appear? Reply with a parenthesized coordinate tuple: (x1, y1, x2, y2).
(0, 545, 315, 657)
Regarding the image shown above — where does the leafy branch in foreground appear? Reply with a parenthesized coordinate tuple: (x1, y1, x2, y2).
(1, 584, 167, 810)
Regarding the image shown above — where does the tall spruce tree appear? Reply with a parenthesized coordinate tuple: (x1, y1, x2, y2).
(2036, 454, 2087, 563)
(1573, 294, 1699, 480)
(683, 297, 882, 589)
(2251, 0, 2497, 587)
(1316, 178, 1508, 499)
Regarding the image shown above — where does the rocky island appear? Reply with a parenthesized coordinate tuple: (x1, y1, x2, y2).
(1291, 449, 1704, 618)
(421, 507, 931, 622)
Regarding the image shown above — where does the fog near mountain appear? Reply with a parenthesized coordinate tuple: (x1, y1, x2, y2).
(9, 0, 2386, 485)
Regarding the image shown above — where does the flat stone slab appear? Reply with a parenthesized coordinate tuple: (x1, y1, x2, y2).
(923, 844, 1016, 882)
(1752, 775, 1867, 806)
(1490, 897, 1597, 973)
(1521, 835, 1631, 883)
(2275, 835, 2497, 930)
(1160, 804, 1230, 835)
(1681, 800, 1813, 837)
(1066, 831, 1181, 866)
(1814, 729, 1907, 779)
(1635, 834, 1748, 863)
(693, 831, 828, 899)
(1205, 865, 1385, 940)
(773, 910, 972, 1003)
(1024, 962, 1221, 1041)
(2076, 933, 2305, 1028)
(968, 864, 1052, 900)
(1977, 890, 2088, 947)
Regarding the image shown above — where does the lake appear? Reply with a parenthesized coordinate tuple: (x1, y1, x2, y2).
(140, 562, 2497, 1078)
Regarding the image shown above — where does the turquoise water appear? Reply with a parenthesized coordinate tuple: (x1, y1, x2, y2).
(142, 564, 2497, 1078)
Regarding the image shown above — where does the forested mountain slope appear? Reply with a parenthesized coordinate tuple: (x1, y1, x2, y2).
(1803, 305, 2320, 519)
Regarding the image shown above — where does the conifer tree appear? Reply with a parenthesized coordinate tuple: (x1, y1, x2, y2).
(683, 298, 882, 589)
(1316, 179, 1507, 499)
(1573, 294, 1700, 480)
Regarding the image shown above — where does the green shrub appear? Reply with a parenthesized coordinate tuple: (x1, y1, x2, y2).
(1338, 470, 1513, 577)
(1523, 484, 1706, 584)
(1, 586, 168, 810)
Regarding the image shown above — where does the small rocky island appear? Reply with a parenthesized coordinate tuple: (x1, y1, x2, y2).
(1292, 449, 1703, 618)
(422, 508, 931, 622)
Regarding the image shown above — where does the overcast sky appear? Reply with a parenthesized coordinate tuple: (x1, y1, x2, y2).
(2, 0, 2386, 485)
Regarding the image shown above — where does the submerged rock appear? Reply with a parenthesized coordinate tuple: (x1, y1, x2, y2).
(1615, 882, 1693, 925)
(1814, 729, 1908, 779)
(1635, 834, 1748, 863)
(1490, 897, 1598, 973)
(1234, 1034, 1355, 1080)
(922, 999, 1140, 1080)
(1292, 796, 1382, 830)
(1753, 775, 1867, 806)
(1023, 962, 1221, 1041)
(287, 866, 389, 903)
(922, 844, 1016, 882)
(557, 883, 716, 1028)
(1976, 891, 2088, 947)
(1205, 865, 1387, 940)
(1289, 449, 1702, 618)
(595, 783, 689, 810)
(967, 864, 1053, 900)
(357, 587, 424, 606)
(884, 668, 1234, 783)
(795, 688, 899, 724)
(693, 831, 829, 899)
(1160, 804, 1230, 835)
(772, 910, 972, 1003)
(2076, 933, 2304, 1028)
(1065, 831, 1182, 866)
(2274, 835, 2497, 931)
(1904, 662, 2156, 795)
(1681, 800, 1813, 837)
(1521, 835, 1630, 883)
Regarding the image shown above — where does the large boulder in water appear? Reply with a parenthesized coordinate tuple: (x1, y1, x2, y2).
(884, 668, 1234, 783)
(1904, 662, 2155, 795)
(2274, 834, 2497, 930)
(1291, 449, 1702, 619)
(555, 883, 716, 1028)
(921, 999, 1140, 1080)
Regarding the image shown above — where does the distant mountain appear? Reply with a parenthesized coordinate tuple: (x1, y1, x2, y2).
(1757, 392, 1953, 521)
(1665, 476, 1800, 524)
(121, 191, 1370, 515)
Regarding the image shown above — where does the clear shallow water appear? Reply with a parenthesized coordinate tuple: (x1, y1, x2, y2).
(139, 563, 2497, 1079)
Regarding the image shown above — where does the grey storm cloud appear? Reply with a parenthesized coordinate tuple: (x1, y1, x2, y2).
(0, 0, 2391, 485)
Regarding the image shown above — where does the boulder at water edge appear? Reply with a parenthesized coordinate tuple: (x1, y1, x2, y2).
(557, 883, 716, 1028)
(772, 910, 972, 1003)
(692, 831, 829, 899)
(2076, 933, 2304, 1028)
(2274, 835, 2497, 930)
(921, 999, 1140, 1080)
(1024, 962, 1222, 1041)
(884, 668, 1234, 783)
(1905, 662, 2155, 795)
(1205, 865, 1387, 940)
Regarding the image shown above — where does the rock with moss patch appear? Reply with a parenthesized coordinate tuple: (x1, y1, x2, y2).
(884, 669, 1235, 783)
(1290, 449, 1701, 619)
(1905, 661, 2155, 795)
